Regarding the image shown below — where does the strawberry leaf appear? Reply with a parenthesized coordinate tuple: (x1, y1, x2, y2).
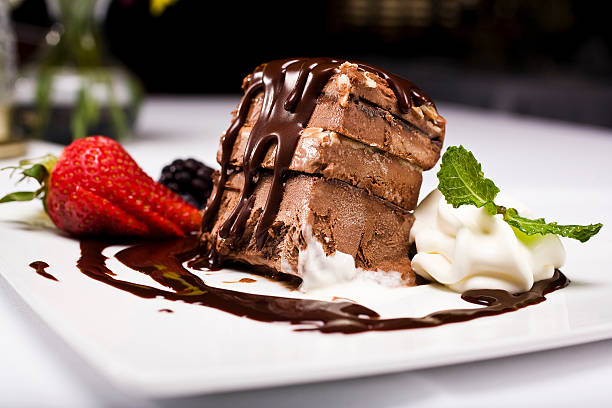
(0, 191, 39, 203)
(22, 164, 48, 184)
(1, 154, 57, 207)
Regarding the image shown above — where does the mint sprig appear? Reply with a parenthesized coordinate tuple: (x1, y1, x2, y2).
(437, 146, 602, 243)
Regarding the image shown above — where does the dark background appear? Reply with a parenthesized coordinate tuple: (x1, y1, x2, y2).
(10, 0, 612, 127)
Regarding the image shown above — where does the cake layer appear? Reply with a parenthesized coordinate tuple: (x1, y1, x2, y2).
(237, 61, 445, 170)
(218, 126, 423, 210)
(201, 171, 416, 284)
(309, 94, 440, 170)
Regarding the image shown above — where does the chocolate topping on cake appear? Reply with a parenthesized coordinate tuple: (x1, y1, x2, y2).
(202, 58, 438, 262)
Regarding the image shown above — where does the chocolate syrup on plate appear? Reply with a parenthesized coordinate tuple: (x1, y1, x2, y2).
(223, 278, 257, 283)
(29, 261, 58, 281)
(201, 58, 440, 266)
(71, 237, 569, 334)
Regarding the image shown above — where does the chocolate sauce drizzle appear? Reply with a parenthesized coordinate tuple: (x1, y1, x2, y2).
(29, 261, 58, 281)
(73, 237, 569, 334)
(201, 58, 436, 265)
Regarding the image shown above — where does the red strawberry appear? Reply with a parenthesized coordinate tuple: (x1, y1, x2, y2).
(1, 136, 202, 237)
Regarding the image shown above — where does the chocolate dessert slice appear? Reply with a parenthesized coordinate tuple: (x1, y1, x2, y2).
(221, 61, 445, 210)
(200, 58, 444, 288)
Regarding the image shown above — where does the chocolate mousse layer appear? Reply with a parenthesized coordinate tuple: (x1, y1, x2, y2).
(220, 126, 423, 210)
(309, 94, 440, 170)
(202, 172, 415, 282)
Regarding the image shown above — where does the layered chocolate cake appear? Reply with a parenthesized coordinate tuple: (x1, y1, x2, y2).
(200, 58, 445, 289)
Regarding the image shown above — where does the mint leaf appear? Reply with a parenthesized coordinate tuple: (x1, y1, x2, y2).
(503, 208, 602, 243)
(436, 145, 603, 243)
(437, 145, 500, 215)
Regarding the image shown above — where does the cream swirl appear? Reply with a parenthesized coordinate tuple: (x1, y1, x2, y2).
(409, 190, 566, 293)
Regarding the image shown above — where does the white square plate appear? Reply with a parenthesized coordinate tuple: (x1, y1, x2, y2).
(1, 102, 611, 398)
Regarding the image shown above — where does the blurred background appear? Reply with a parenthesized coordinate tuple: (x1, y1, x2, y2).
(1, 0, 611, 150)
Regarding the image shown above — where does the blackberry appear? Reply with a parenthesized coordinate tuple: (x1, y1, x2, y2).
(159, 158, 214, 209)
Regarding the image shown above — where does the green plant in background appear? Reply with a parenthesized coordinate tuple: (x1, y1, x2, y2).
(32, 0, 141, 141)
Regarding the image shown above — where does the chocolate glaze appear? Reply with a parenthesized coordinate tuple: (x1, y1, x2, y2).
(29, 261, 58, 281)
(159, 309, 174, 313)
(74, 237, 569, 334)
(201, 58, 437, 265)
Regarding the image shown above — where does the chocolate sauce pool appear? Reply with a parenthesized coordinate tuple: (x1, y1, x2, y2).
(72, 236, 569, 334)
(29, 261, 58, 281)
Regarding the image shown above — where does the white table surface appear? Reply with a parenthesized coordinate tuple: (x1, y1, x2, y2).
(1, 97, 611, 408)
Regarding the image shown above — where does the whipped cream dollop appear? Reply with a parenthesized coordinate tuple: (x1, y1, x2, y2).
(409, 190, 566, 293)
